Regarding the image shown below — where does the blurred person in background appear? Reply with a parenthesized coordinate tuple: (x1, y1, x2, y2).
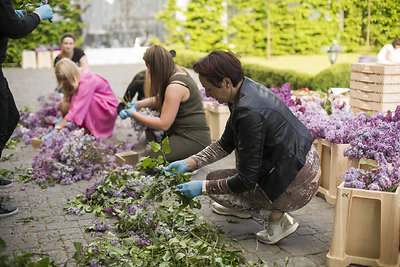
(377, 38, 400, 64)
(54, 32, 89, 72)
(0, 0, 53, 217)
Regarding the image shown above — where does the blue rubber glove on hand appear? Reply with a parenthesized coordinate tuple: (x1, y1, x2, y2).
(15, 10, 27, 18)
(41, 129, 55, 141)
(176, 180, 203, 198)
(125, 105, 137, 119)
(118, 109, 128, 120)
(127, 101, 137, 109)
(54, 117, 63, 125)
(163, 160, 188, 175)
(34, 4, 53, 21)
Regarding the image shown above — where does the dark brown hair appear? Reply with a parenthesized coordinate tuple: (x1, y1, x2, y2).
(143, 45, 176, 107)
(193, 50, 244, 88)
(61, 32, 76, 43)
(392, 38, 400, 48)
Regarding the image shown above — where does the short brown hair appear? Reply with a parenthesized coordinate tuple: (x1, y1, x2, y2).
(143, 45, 176, 107)
(392, 38, 400, 47)
(193, 51, 244, 88)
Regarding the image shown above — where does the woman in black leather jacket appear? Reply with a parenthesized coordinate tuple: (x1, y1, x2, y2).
(165, 50, 321, 245)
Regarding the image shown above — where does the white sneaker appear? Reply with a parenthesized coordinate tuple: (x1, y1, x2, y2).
(210, 202, 252, 219)
(256, 212, 299, 244)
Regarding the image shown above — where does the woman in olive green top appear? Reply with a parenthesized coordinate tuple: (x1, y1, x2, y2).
(122, 45, 211, 161)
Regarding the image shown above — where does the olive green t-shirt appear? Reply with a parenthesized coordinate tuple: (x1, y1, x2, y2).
(166, 73, 211, 147)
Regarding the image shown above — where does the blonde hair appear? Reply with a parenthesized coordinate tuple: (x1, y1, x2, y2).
(55, 58, 80, 98)
(143, 45, 176, 107)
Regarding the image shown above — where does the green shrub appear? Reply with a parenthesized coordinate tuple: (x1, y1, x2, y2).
(173, 49, 351, 93)
(172, 47, 206, 69)
(6, 0, 82, 66)
(242, 62, 313, 90)
(311, 63, 351, 93)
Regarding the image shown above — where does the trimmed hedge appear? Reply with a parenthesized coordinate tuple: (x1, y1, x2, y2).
(311, 63, 351, 93)
(172, 48, 350, 92)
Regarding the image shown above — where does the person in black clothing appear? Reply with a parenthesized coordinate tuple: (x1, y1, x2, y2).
(117, 69, 148, 114)
(0, 0, 53, 218)
(54, 32, 89, 72)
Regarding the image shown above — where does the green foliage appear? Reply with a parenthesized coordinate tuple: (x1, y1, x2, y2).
(7, 0, 82, 65)
(242, 61, 313, 90)
(0, 237, 57, 267)
(66, 137, 245, 265)
(157, 0, 400, 56)
(310, 63, 351, 93)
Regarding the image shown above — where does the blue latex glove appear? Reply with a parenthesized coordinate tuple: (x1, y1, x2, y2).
(127, 101, 137, 109)
(118, 109, 128, 120)
(125, 105, 137, 119)
(54, 117, 63, 125)
(176, 180, 203, 198)
(34, 4, 53, 21)
(162, 160, 188, 175)
(15, 10, 26, 18)
(41, 129, 55, 141)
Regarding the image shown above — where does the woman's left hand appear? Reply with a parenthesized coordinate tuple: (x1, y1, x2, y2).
(176, 180, 203, 198)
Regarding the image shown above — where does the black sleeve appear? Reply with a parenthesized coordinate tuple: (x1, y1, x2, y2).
(123, 70, 146, 102)
(117, 102, 126, 114)
(0, 1, 41, 39)
(54, 55, 60, 67)
(72, 47, 85, 63)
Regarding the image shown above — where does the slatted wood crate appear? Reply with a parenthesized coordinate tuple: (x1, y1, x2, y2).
(350, 63, 400, 114)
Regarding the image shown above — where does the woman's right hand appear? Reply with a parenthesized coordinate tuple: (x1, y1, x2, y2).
(162, 160, 188, 176)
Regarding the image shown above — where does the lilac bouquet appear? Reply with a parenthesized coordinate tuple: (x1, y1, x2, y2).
(131, 108, 164, 143)
(343, 153, 400, 192)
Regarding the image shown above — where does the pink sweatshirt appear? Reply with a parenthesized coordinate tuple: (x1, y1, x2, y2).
(65, 71, 118, 138)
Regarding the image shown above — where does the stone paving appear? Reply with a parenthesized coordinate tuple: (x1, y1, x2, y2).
(0, 65, 336, 266)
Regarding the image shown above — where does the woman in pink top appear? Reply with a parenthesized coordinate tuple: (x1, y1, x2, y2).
(54, 58, 118, 138)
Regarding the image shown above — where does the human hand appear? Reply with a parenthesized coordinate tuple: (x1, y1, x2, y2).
(15, 10, 27, 18)
(34, 4, 53, 21)
(41, 129, 55, 141)
(176, 180, 203, 198)
(118, 109, 128, 120)
(162, 160, 188, 175)
(127, 101, 137, 109)
(125, 104, 137, 119)
(54, 117, 63, 125)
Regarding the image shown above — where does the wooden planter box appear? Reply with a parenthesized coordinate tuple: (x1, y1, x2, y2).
(314, 138, 350, 205)
(350, 63, 400, 114)
(115, 151, 139, 166)
(327, 182, 400, 267)
(21, 50, 37, 69)
(36, 51, 52, 69)
(31, 137, 42, 149)
(206, 104, 230, 141)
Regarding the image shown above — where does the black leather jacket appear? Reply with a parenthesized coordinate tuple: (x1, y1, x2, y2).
(218, 77, 313, 202)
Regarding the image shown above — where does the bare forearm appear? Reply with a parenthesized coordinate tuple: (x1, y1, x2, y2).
(137, 96, 158, 109)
